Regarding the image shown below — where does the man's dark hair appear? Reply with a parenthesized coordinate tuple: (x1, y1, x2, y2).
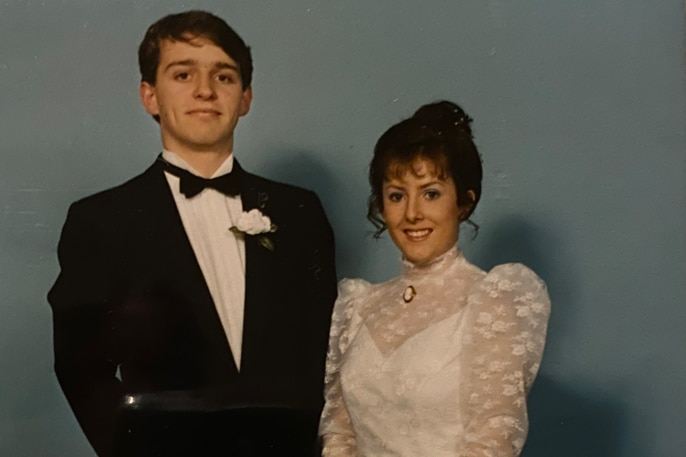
(138, 10, 253, 88)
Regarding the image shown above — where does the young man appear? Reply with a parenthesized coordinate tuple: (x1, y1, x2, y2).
(48, 11, 336, 456)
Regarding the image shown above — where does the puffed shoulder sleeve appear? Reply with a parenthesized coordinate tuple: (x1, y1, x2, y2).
(319, 278, 371, 457)
(458, 263, 551, 457)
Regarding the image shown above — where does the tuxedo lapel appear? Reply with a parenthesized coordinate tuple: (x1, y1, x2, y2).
(133, 163, 239, 379)
(238, 166, 277, 373)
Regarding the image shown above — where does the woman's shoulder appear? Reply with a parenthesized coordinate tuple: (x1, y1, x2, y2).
(329, 278, 375, 352)
(331, 278, 374, 319)
(467, 262, 551, 323)
(337, 277, 374, 298)
(471, 262, 548, 297)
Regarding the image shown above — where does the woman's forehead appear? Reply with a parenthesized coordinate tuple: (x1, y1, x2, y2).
(385, 156, 450, 181)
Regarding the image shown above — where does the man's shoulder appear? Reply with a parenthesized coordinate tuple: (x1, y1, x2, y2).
(67, 163, 161, 218)
(241, 169, 320, 206)
(239, 169, 332, 235)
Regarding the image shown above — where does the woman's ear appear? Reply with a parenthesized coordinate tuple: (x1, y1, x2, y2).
(459, 190, 477, 221)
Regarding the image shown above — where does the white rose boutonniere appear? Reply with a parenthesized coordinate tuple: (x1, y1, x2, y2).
(229, 209, 278, 251)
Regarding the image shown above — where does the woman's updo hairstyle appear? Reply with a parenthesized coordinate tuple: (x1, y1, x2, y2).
(367, 100, 483, 238)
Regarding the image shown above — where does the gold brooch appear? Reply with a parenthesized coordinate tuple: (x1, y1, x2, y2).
(403, 285, 416, 303)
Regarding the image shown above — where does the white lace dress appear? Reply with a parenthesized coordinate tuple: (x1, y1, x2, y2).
(319, 248, 550, 457)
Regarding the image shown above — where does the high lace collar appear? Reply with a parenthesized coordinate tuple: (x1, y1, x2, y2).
(401, 246, 462, 279)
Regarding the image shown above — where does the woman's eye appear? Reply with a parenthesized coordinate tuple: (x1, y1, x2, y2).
(387, 192, 403, 203)
(424, 189, 441, 200)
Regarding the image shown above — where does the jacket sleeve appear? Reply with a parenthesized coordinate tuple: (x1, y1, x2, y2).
(299, 191, 338, 406)
(48, 202, 124, 457)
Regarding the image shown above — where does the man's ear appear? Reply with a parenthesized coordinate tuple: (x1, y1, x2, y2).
(466, 189, 476, 205)
(239, 86, 253, 117)
(139, 81, 160, 116)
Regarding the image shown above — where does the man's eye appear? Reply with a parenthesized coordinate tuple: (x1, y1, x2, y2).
(217, 74, 236, 83)
(174, 72, 190, 81)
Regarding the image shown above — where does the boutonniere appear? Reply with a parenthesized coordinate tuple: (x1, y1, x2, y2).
(229, 209, 278, 251)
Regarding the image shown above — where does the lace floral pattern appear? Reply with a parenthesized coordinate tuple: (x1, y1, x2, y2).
(319, 248, 550, 457)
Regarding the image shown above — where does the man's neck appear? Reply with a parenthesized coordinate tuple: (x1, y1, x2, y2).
(172, 150, 232, 178)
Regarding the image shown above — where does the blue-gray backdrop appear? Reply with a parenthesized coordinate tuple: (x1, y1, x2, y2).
(1, 1, 684, 456)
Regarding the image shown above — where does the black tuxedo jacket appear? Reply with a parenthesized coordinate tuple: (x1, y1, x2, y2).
(48, 159, 337, 456)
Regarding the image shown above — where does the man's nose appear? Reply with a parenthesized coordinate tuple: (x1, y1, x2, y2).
(193, 74, 216, 99)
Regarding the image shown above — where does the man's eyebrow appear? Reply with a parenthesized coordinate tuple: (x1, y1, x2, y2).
(163, 59, 196, 72)
(163, 60, 240, 72)
(214, 61, 239, 72)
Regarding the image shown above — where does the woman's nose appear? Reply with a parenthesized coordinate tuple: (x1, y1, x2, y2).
(404, 196, 423, 222)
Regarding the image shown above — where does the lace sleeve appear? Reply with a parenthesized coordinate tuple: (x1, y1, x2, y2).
(458, 263, 551, 457)
(319, 278, 370, 457)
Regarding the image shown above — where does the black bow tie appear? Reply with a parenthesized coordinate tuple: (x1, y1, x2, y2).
(159, 159, 241, 198)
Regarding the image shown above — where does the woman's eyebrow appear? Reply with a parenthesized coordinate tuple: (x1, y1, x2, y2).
(419, 180, 445, 189)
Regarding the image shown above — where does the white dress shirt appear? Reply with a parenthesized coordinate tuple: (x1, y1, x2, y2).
(161, 150, 246, 370)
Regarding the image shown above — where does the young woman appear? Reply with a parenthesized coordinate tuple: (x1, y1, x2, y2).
(320, 101, 551, 457)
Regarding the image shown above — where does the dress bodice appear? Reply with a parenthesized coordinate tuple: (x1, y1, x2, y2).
(320, 248, 551, 457)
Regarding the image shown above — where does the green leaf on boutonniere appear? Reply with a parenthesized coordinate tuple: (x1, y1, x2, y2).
(258, 236, 275, 252)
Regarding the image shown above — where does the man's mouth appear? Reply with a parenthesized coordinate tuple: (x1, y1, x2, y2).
(188, 109, 221, 116)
